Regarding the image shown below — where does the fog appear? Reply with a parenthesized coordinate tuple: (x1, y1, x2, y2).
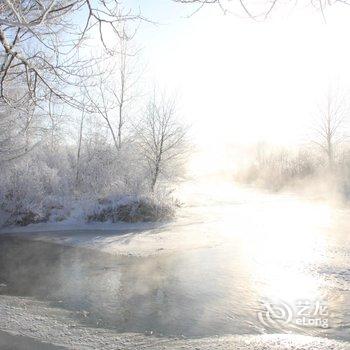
(134, 2, 350, 176)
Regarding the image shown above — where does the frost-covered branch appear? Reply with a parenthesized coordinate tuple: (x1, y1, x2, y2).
(0, 0, 142, 107)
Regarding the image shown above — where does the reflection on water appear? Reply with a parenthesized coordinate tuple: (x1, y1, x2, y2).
(0, 182, 350, 341)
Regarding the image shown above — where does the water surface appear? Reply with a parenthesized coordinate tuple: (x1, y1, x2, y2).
(0, 182, 349, 342)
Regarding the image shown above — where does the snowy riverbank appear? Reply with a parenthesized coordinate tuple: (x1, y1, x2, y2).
(0, 294, 349, 350)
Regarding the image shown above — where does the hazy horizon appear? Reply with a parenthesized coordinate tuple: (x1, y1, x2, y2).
(123, 2, 350, 174)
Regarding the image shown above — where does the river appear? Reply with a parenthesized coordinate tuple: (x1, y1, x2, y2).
(0, 181, 349, 348)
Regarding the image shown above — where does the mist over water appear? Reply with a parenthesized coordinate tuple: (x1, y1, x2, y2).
(1, 179, 350, 341)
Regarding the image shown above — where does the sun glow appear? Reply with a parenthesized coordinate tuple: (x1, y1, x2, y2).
(137, 3, 350, 175)
(191, 180, 333, 305)
(237, 195, 331, 305)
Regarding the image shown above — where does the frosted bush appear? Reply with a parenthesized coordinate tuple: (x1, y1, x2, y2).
(0, 142, 179, 227)
(86, 195, 176, 223)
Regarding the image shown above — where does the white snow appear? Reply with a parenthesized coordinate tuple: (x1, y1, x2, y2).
(0, 294, 349, 350)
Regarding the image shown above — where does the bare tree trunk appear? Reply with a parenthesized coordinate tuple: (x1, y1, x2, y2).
(118, 102, 123, 149)
(23, 105, 35, 153)
(106, 117, 119, 151)
(75, 109, 85, 190)
(327, 134, 333, 167)
(116, 34, 127, 150)
(151, 160, 160, 192)
(152, 134, 165, 191)
(24, 129, 29, 153)
(48, 96, 55, 151)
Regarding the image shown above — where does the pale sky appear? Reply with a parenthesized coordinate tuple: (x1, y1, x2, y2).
(124, 1, 350, 172)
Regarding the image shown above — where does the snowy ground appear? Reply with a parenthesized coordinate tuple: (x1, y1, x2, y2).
(0, 294, 349, 350)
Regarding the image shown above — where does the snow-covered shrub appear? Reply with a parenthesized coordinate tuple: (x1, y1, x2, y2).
(235, 146, 319, 191)
(86, 195, 175, 223)
(234, 144, 350, 202)
(75, 136, 149, 198)
(0, 144, 77, 226)
(0, 138, 180, 227)
(0, 161, 48, 225)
